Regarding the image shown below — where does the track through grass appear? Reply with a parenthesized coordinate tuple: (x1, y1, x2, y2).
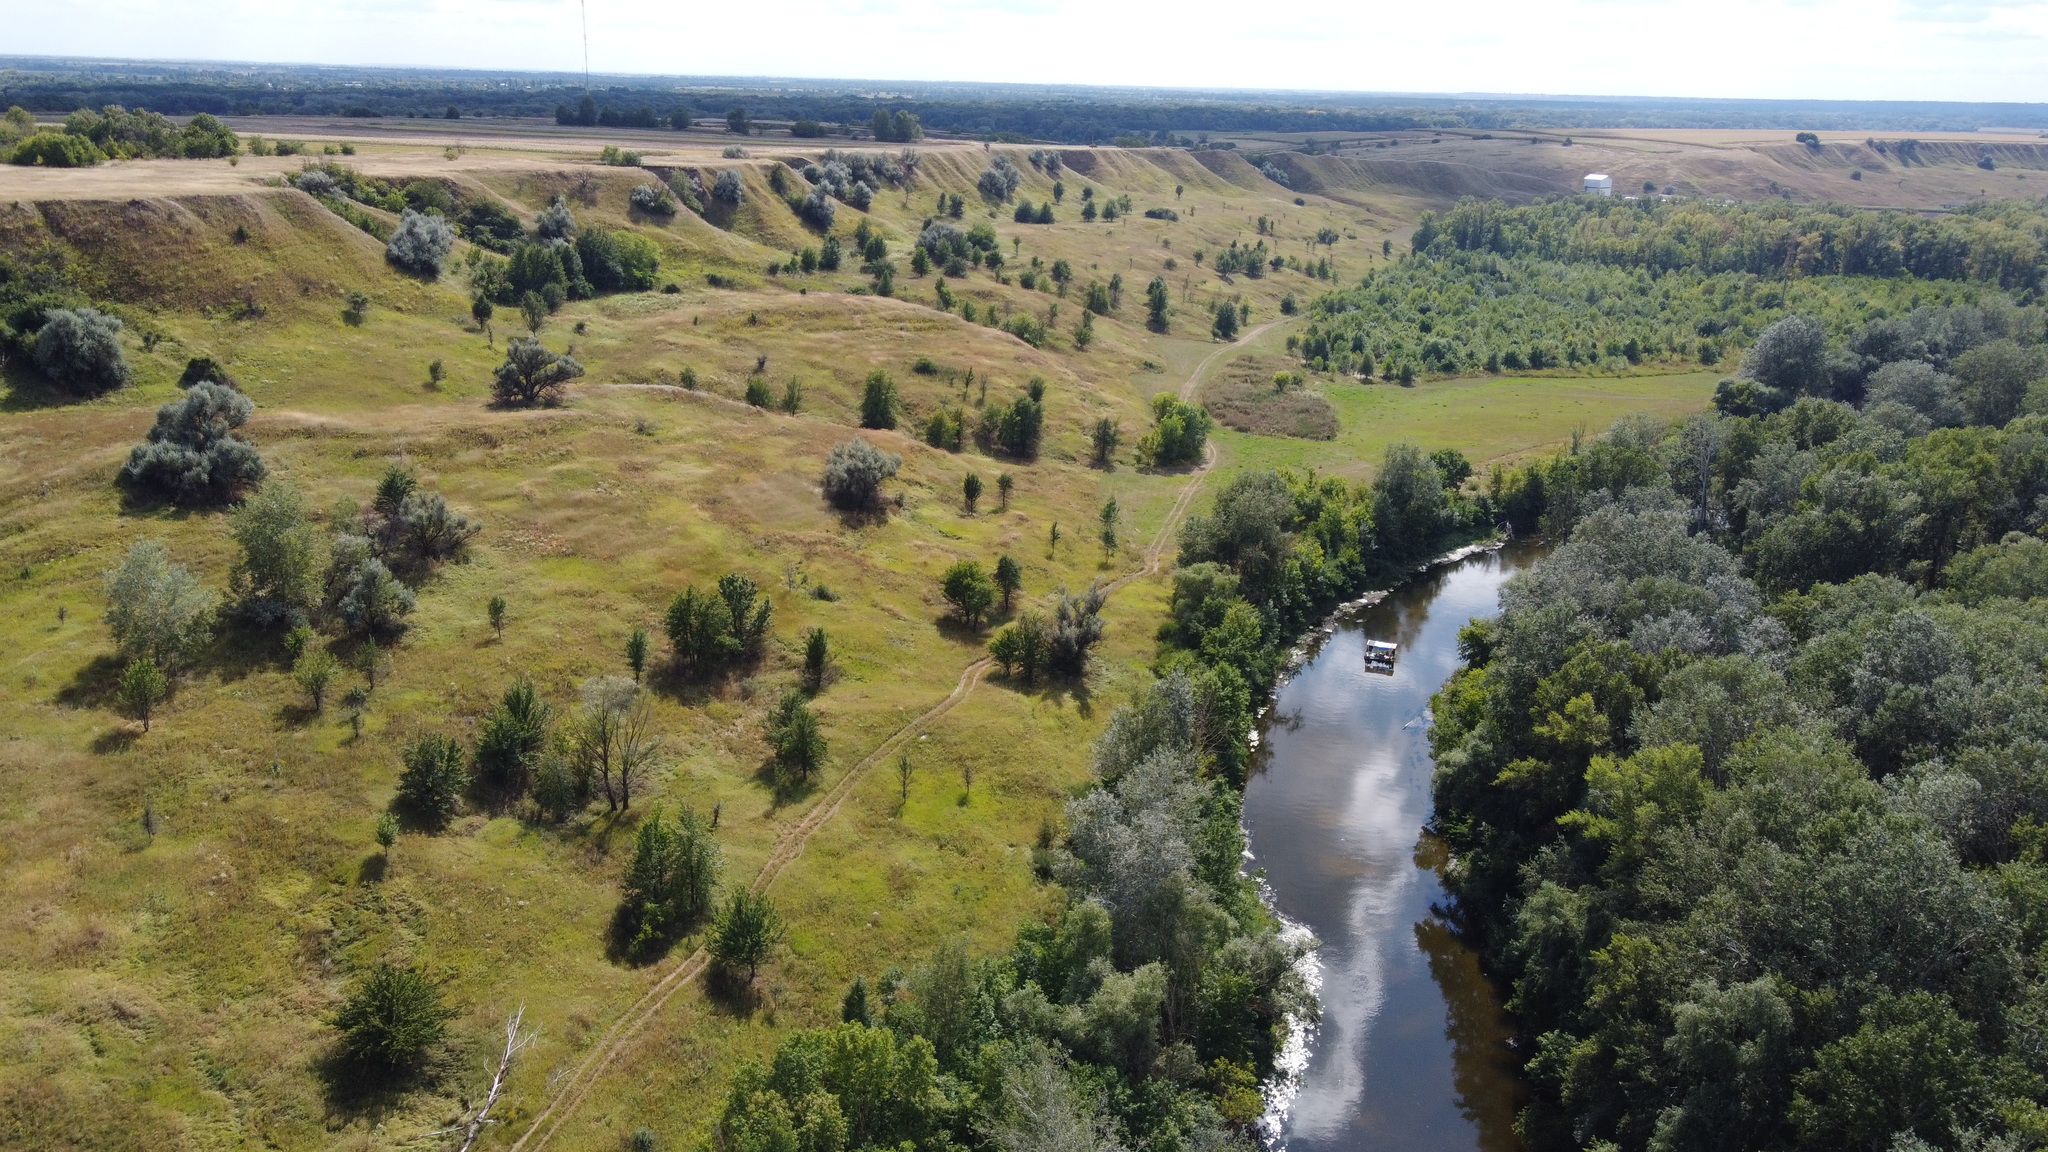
(507, 318, 1271, 1151)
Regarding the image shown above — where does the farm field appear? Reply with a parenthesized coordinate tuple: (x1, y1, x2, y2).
(0, 120, 1724, 1152)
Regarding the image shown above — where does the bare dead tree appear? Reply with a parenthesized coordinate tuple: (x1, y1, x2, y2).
(453, 1005, 536, 1152)
(575, 676, 637, 809)
(572, 677, 662, 810)
(575, 700, 623, 808)
(614, 695, 662, 810)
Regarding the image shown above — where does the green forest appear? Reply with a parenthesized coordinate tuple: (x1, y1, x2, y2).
(1295, 197, 2048, 381)
(1429, 299, 2048, 1149)
(1414, 197, 2046, 286)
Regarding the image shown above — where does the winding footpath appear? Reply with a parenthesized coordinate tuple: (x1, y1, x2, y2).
(508, 319, 1282, 1152)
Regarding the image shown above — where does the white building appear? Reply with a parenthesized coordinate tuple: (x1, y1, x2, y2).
(1584, 173, 1613, 196)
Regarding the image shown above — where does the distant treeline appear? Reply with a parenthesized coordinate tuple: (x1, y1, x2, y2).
(4, 60, 2048, 140)
(1295, 197, 2048, 380)
(0, 79, 1440, 141)
(1414, 196, 2048, 290)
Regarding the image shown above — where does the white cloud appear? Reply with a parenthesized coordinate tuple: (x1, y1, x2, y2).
(1897, 0, 2036, 19)
(10, 0, 2048, 103)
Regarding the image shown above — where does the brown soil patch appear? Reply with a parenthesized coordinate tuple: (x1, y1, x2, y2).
(1200, 354, 1338, 440)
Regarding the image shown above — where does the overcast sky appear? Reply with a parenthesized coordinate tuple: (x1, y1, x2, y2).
(14, 0, 2048, 105)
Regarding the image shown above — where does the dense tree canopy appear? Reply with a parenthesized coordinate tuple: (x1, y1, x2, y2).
(1431, 374, 2048, 1150)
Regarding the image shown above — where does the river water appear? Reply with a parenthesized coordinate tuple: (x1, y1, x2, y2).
(1245, 543, 1543, 1152)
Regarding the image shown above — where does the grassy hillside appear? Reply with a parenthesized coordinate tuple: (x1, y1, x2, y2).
(0, 136, 1709, 1152)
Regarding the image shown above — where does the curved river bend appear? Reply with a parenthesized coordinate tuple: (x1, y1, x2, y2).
(1246, 543, 1543, 1152)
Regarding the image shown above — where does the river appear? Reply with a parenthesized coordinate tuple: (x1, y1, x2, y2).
(1245, 542, 1544, 1152)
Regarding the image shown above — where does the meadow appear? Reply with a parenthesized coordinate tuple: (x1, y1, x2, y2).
(0, 128, 1707, 1151)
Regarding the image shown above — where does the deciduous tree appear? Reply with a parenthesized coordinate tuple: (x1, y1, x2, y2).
(105, 540, 217, 666)
(332, 964, 453, 1073)
(474, 677, 551, 797)
(491, 338, 584, 407)
(994, 555, 1023, 612)
(942, 560, 997, 628)
(710, 890, 783, 984)
(398, 733, 468, 829)
(294, 645, 340, 712)
(860, 370, 900, 430)
(766, 690, 827, 786)
(119, 656, 168, 732)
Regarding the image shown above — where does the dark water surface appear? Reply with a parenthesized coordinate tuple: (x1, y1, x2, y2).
(1245, 543, 1543, 1152)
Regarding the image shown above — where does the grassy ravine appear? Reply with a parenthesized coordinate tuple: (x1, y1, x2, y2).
(0, 139, 1710, 1152)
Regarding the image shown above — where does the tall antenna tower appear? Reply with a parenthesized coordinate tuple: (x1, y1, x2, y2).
(581, 0, 591, 93)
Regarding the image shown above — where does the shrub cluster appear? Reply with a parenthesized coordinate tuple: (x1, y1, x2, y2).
(629, 182, 676, 215)
(1210, 238, 1271, 278)
(10, 132, 104, 167)
(868, 110, 924, 142)
(822, 437, 902, 512)
(799, 160, 870, 212)
(6, 106, 237, 166)
(1136, 394, 1212, 467)
(976, 155, 1021, 203)
(296, 164, 525, 251)
(575, 229, 660, 291)
(120, 381, 266, 506)
(797, 184, 837, 230)
(988, 581, 1106, 682)
(385, 209, 455, 275)
(973, 386, 1045, 459)
(31, 306, 127, 394)
(617, 807, 722, 958)
(765, 691, 827, 788)
(491, 337, 585, 407)
(667, 172, 706, 214)
(663, 571, 772, 677)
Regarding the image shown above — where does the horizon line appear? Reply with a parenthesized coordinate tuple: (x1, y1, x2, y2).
(5, 54, 2048, 111)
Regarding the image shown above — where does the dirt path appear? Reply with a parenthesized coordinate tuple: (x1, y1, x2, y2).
(509, 657, 992, 1152)
(507, 319, 1281, 1152)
